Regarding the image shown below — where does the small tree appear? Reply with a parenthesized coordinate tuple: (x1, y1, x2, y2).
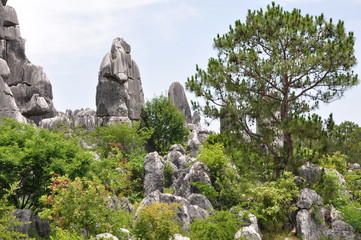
(186, 3, 358, 174)
(140, 95, 189, 153)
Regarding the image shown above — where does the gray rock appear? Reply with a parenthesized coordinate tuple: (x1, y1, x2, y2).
(0, 5, 56, 124)
(296, 209, 325, 240)
(4, 6, 18, 27)
(1, 0, 7, 6)
(0, 58, 10, 80)
(237, 211, 262, 240)
(173, 234, 190, 240)
(299, 162, 323, 183)
(168, 82, 192, 123)
(96, 37, 144, 122)
(174, 161, 211, 198)
(136, 190, 209, 231)
(297, 188, 323, 209)
(144, 152, 164, 197)
(95, 233, 118, 240)
(13, 209, 50, 238)
(187, 193, 213, 211)
(329, 219, 356, 240)
(0, 76, 27, 122)
(352, 163, 361, 171)
(169, 144, 186, 155)
(164, 148, 191, 170)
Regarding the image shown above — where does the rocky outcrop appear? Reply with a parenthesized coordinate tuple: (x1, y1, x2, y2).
(168, 82, 192, 123)
(0, 2, 56, 124)
(187, 111, 210, 156)
(144, 152, 164, 197)
(296, 188, 359, 240)
(96, 38, 144, 125)
(235, 211, 262, 240)
(174, 161, 211, 198)
(136, 190, 209, 231)
(95, 233, 119, 240)
(13, 209, 50, 238)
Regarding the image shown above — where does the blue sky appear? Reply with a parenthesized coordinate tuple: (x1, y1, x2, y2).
(9, 0, 361, 130)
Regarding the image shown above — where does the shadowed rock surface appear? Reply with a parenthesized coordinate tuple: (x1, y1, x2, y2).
(168, 82, 192, 123)
(0, 1, 56, 124)
(96, 37, 144, 125)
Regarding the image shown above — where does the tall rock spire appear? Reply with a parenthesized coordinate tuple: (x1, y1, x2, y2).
(0, 1, 56, 124)
(96, 37, 144, 125)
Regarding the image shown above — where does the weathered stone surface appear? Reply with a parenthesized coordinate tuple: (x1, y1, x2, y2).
(0, 4, 56, 124)
(169, 144, 186, 155)
(95, 233, 119, 240)
(0, 58, 10, 80)
(187, 193, 213, 211)
(187, 121, 210, 157)
(235, 212, 262, 240)
(4, 6, 18, 27)
(96, 37, 144, 122)
(168, 82, 192, 123)
(164, 147, 191, 170)
(1, 0, 7, 7)
(0, 76, 27, 122)
(174, 161, 211, 198)
(296, 209, 325, 240)
(13, 209, 50, 238)
(298, 162, 322, 183)
(173, 234, 190, 240)
(144, 152, 164, 197)
(352, 163, 361, 171)
(297, 188, 323, 209)
(136, 190, 209, 231)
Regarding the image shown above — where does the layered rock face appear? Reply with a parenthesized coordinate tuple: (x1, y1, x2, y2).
(96, 37, 144, 125)
(0, 2, 55, 124)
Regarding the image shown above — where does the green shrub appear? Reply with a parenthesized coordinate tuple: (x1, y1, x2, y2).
(340, 203, 361, 234)
(0, 117, 93, 211)
(196, 143, 243, 209)
(140, 95, 189, 154)
(248, 171, 299, 231)
(40, 175, 131, 237)
(0, 183, 29, 240)
(345, 170, 361, 204)
(49, 227, 84, 240)
(317, 152, 348, 174)
(132, 202, 181, 240)
(189, 210, 242, 240)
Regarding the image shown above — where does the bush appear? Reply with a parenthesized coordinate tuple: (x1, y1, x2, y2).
(0, 183, 29, 240)
(140, 95, 189, 154)
(248, 171, 299, 231)
(0, 117, 93, 211)
(345, 170, 361, 204)
(196, 143, 242, 209)
(40, 175, 131, 237)
(132, 202, 181, 240)
(189, 210, 241, 240)
(317, 152, 348, 174)
(340, 203, 361, 234)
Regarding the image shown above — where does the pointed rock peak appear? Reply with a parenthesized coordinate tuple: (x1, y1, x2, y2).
(168, 82, 192, 123)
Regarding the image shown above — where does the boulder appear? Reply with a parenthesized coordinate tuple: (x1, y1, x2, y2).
(297, 188, 323, 209)
(296, 209, 325, 240)
(187, 193, 213, 211)
(164, 146, 192, 170)
(173, 234, 190, 240)
(235, 212, 262, 240)
(168, 82, 192, 123)
(1, 0, 7, 7)
(4, 6, 18, 27)
(136, 190, 209, 231)
(144, 152, 164, 197)
(299, 162, 323, 183)
(13, 209, 50, 238)
(95, 233, 118, 240)
(96, 37, 144, 122)
(174, 161, 211, 198)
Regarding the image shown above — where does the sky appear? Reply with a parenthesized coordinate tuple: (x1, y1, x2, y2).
(8, 0, 361, 131)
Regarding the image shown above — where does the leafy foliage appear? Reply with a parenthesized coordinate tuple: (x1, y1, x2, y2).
(140, 95, 189, 154)
(132, 202, 181, 240)
(0, 183, 29, 240)
(0, 118, 93, 211)
(340, 203, 361, 234)
(186, 2, 358, 173)
(317, 152, 348, 175)
(40, 175, 131, 237)
(248, 172, 299, 230)
(189, 210, 242, 240)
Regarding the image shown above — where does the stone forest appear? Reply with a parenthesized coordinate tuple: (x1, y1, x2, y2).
(0, 1, 361, 240)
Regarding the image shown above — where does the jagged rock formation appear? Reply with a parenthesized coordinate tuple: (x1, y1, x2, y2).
(296, 188, 359, 240)
(235, 211, 262, 240)
(168, 82, 192, 123)
(13, 209, 50, 238)
(96, 37, 144, 125)
(0, 1, 56, 124)
(136, 190, 209, 231)
(144, 152, 165, 197)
